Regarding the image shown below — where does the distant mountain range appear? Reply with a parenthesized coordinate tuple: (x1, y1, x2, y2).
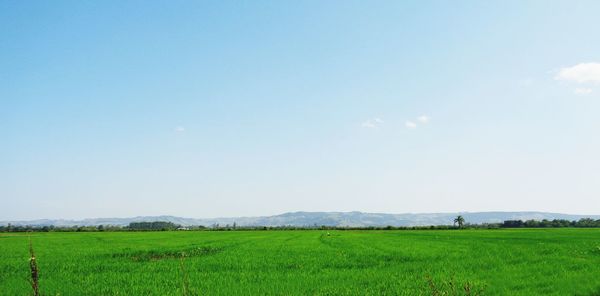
(3, 211, 599, 227)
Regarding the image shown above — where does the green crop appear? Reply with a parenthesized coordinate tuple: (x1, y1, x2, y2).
(1, 229, 600, 295)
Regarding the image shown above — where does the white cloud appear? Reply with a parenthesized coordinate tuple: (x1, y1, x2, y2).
(361, 118, 383, 128)
(174, 126, 185, 132)
(417, 115, 430, 124)
(555, 63, 600, 84)
(405, 121, 417, 129)
(574, 88, 592, 95)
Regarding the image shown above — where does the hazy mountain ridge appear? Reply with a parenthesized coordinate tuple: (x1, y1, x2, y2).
(3, 211, 599, 227)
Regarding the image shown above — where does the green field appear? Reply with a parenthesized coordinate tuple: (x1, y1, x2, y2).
(1, 229, 600, 295)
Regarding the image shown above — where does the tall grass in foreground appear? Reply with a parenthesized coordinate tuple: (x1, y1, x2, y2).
(28, 236, 40, 296)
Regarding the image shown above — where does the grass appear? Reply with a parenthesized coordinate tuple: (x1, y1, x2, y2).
(1, 229, 600, 295)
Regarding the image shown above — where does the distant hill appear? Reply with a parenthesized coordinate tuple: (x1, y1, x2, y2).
(3, 211, 599, 227)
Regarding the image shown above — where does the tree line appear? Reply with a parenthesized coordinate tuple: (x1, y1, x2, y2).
(500, 218, 600, 228)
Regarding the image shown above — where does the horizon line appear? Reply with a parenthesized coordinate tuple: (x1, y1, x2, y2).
(3, 210, 600, 223)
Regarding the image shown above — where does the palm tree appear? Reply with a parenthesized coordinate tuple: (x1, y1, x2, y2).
(453, 215, 465, 228)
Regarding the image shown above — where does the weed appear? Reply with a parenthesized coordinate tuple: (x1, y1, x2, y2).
(28, 237, 40, 296)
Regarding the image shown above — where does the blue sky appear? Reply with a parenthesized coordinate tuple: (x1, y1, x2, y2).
(2, 1, 600, 220)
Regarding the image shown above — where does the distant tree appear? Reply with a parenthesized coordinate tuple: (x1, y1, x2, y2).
(576, 218, 596, 227)
(551, 219, 572, 228)
(502, 220, 524, 228)
(128, 221, 178, 231)
(453, 216, 465, 228)
(523, 219, 540, 228)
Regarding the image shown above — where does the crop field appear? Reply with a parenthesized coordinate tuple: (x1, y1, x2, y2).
(1, 229, 600, 295)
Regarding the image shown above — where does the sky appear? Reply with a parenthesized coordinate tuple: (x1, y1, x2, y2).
(1, 1, 600, 220)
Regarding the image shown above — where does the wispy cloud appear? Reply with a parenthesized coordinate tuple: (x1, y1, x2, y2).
(555, 63, 600, 84)
(574, 88, 592, 95)
(361, 118, 383, 128)
(405, 121, 417, 129)
(174, 126, 185, 132)
(361, 116, 427, 130)
(417, 115, 430, 124)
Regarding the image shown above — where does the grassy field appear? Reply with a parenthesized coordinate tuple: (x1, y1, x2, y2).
(1, 229, 600, 295)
